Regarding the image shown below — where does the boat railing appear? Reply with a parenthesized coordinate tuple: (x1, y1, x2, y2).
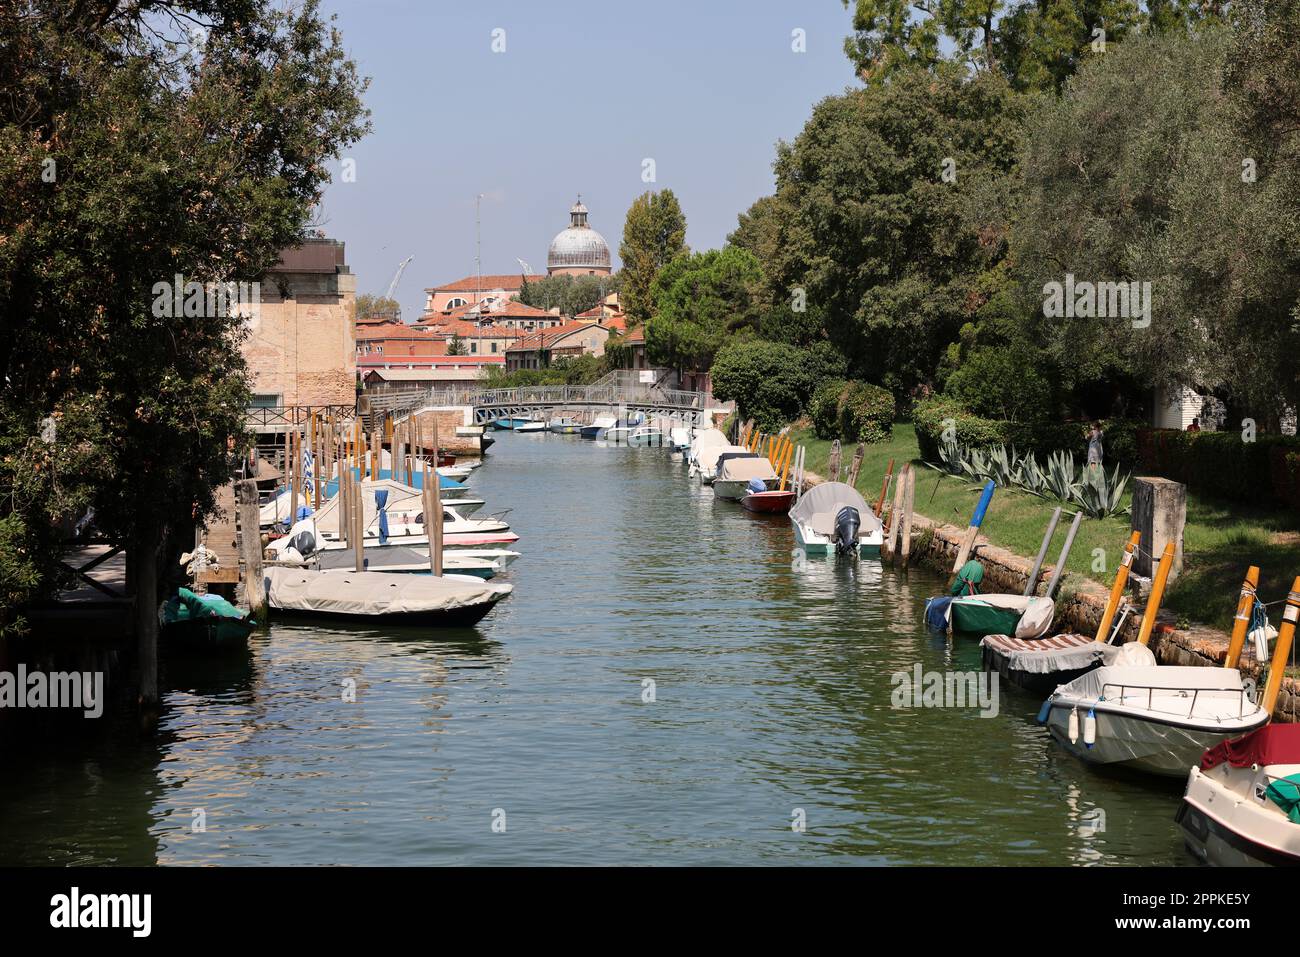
(1100, 681, 1254, 720)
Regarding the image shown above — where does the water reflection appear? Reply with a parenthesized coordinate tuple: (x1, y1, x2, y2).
(0, 431, 1193, 865)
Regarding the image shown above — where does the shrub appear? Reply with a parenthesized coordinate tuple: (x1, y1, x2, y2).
(1138, 429, 1300, 507)
(912, 396, 1142, 467)
(709, 339, 818, 433)
(809, 379, 847, 439)
(944, 347, 1051, 423)
(838, 381, 895, 443)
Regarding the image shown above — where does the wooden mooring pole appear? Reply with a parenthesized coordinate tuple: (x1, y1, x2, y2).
(236, 478, 267, 620)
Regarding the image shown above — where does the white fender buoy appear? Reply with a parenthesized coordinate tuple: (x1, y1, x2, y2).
(1068, 707, 1080, 744)
(1084, 708, 1097, 748)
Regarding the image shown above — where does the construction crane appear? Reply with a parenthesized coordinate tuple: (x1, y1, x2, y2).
(385, 256, 414, 301)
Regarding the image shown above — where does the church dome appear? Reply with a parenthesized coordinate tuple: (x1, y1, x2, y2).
(547, 198, 611, 274)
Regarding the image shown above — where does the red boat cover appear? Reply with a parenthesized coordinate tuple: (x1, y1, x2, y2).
(1201, 723, 1300, 771)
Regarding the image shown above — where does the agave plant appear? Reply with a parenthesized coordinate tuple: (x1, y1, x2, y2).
(1043, 450, 1079, 502)
(1076, 462, 1131, 518)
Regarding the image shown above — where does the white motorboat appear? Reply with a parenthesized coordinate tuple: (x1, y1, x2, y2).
(548, 416, 582, 434)
(514, 419, 547, 433)
(265, 566, 510, 626)
(1179, 723, 1300, 866)
(669, 426, 692, 453)
(788, 481, 884, 557)
(689, 430, 742, 484)
(1041, 643, 1268, 777)
(713, 453, 778, 500)
(581, 415, 617, 439)
(627, 426, 668, 447)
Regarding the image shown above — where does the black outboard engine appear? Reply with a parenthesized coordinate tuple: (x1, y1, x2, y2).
(833, 506, 861, 556)
(289, 529, 316, 558)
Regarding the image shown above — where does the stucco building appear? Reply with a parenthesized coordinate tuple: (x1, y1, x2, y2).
(244, 237, 356, 407)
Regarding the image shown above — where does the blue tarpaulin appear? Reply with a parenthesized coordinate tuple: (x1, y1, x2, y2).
(375, 488, 389, 545)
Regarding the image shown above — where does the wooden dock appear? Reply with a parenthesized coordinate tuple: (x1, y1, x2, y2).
(197, 482, 242, 586)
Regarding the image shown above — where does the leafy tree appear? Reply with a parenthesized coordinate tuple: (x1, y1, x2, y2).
(757, 64, 1025, 398)
(619, 189, 687, 325)
(0, 2, 368, 661)
(710, 340, 821, 433)
(944, 347, 1052, 422)
(645, 248, 762, 373)
(356, 294, 401, 321)
(1010, 24, 1300, 426)
(516, 272, 619, 316)
(841, 0, 1213, 92)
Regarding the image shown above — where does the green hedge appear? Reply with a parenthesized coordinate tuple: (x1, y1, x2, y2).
(1138, 429, 1300, 508)
(912, 396, 1142, 467)
(809, 379, 847, 439)
(837, 381, 895, 443)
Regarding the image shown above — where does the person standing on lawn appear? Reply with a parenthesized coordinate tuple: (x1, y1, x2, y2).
(1086, 422, 1104, 469)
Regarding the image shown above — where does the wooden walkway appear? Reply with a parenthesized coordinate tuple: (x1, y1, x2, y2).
(197, 482, 241, 585)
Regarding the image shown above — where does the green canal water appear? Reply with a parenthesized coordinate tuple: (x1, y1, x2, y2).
(0, 432, 1194, 865)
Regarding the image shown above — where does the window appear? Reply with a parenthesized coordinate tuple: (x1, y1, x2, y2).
(490, 342, 497, 353)
(251, 394, 281, 408)
(446, 297, 468, 309)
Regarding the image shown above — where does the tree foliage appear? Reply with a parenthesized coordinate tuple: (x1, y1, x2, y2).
(710, 340, 822, 433)
(618, 189, 687, 325)
(841, 0, 1218, 91)
(753, 64, 1025, 398)
(356, 294, 401, 321)
(1011, 21, 1300, 426)
(645, 248, 762, 372)
(0, 1, 369, 633)
(516, 272, 619, 317)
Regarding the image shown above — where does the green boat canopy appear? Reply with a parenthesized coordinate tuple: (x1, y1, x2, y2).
(950, 560, 984, 596)
(163, 587, 245, 624)
(1265, 774, 1300, 824)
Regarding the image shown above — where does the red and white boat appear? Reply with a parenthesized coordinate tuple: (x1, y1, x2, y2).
(740, 488, 795, 513)
(1179, 723, 1300, 866)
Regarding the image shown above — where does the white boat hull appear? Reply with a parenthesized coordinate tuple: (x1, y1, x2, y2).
(1045, 702, 1268, 777)
(1179, 762, 1300, 866)
(790, 518, 883, 558)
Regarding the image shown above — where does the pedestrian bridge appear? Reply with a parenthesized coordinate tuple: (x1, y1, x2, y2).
(366, 376, 715, 428)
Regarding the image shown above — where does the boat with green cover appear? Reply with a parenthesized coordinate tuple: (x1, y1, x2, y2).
(160, 588, 255, 653)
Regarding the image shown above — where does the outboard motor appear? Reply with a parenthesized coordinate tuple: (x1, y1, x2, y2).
(289, 528, 317, 558)
(833, 506, 861, 556)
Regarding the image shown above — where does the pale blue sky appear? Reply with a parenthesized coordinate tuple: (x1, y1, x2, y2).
(316, 0, 859, 320)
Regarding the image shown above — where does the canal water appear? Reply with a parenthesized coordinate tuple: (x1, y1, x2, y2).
(0, 432, 1193, 865)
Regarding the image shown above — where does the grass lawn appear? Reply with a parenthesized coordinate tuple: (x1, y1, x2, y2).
(792, 422, 1300, 632)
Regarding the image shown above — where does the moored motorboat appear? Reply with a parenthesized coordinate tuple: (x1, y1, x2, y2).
(944, 593, 1055, 639)
(548, 416, 582, 434)
(689, 430, 742, 484)
(627, 426, 667, 447)
(514, 419, 547, 433)
(740, 487, 795, 513)
(160, 588, 255, 654)
(788, 481, 884, 558)
(1178, 723, 1300, 866)
(981, 531, 1142, 694)
(1041, 642, 1269, 777)
(265, 566, 510, 626)
(581, 414, 617, 439)
(713, 453, 778, 500)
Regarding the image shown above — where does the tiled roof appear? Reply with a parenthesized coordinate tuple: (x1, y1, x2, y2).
(505, 321, 610, 353)
(418, 297, 559, 324)
(624, 325, 645, 344)
(425, 274, 530, 293)
(355, 321, 442, 341)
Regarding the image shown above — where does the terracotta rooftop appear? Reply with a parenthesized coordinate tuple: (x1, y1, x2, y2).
(425, 274, 530, 293)
(505, 320, 611, 353)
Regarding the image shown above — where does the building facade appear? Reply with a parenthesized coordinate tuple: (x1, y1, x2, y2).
(244, 237, 356, 407)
